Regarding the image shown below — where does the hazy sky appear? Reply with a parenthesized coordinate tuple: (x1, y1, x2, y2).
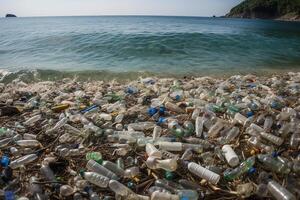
(0, 0, 243, 17)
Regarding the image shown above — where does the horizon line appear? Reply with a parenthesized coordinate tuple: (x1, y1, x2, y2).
(2, 14, 223, 18)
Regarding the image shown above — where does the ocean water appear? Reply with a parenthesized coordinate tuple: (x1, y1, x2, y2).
(0, 16, 300, 79)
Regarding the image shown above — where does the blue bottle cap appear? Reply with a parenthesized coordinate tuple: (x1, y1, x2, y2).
(248, 167, 256, 175)
(246, 111, 254, 118)
(181, 197, 189, 200)
(272, 152, 279, 157)
(157, 117, 166, 125)
(1, 155, 10, 168)
(4, 191, 14, 200)
(175, 95, 181, 101)
(159, 106, 166, 115)
(148, 107, 158, 116)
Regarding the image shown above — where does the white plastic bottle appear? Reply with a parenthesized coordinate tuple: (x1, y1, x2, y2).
(187, 162, 220, 184)
(23, 115, 42, 126)
(222, 145, 239, 167)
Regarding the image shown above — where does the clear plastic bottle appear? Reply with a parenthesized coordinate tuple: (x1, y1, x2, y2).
(16, 140, 41, 147)
(224, 126, 240, 143)
(29, 177, 47, 200)
(234, 113, 247, 125)
(150, 191, 179, 200)
(247, 136, 273, 153)
(0, 137, 12, 148)
(223, 156, 255, 181)
(187, 162, 220, 184)
(182, 137, 213, 149)
(195, 116, 204, 137)
(59, 185, 74, 197)
(146, 143, 162, 158)
(146, 157, 177, 171)
(84, 172, 110, 188)
(159, 142, 183, 152)
(109, 180, 135, 197)
(40, 164, 56, 182)
(165, 102, 184, 113)
(124, 166, 140, 178)
(207, 120, 224, 138)
(9, 154, 38, 169)
(23, 115, 41, 126)
(267, 180, 296, 200)
(290, 132, 300, 149)
(153, 126, 162, 141)
(86, 160, 119, 180)
(257, 154, 290, 174)
(258, 132, 284, 146)
(102, 161, 125, 177)
(263, 116, 273, 132)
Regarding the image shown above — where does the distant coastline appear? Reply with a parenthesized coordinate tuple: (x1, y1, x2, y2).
(226, 0, 300, 22)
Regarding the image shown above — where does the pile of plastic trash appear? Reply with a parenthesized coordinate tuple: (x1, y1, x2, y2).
(0, 72, 299, 200)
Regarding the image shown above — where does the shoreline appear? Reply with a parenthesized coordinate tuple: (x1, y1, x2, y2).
(1, 68, 300, 83)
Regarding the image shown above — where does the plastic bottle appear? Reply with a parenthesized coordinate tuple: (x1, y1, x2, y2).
(257, 154, 290, 174)
(29, 177, 47, 200)
(223, 156, 255, 181)
(263, 116, 273, 132)
(153, 126, 162, 141)
(247, 136, 273, 153)
(84, 172, 110, 188)
(0, 138, 12, 148)
(146, 157, 177, 171)
(290, 132, 300, 149)
(165, 102, 184, 113)
(195, 116, 204, 137)
(9, 154, 38, 169)
(146, 143, 162, 158)
(181, 148, 193, 161)
(258, 132, 284, 146)
(150, 191, 179, 200)
(16, 140, 41, 147)
(40, 164, 56, 182)
(23, 115, 42, 126)
(267, 180, 296, 200)
(59, 185, 74, 197)
(159, 142, 183, 151)
(86, 152, 103, 164)
(207, 120, 224, 138)
(234, 113, 248, 125)
(102, 161, 125, 177)
(224, 126, 240, 143)
(187, 162, 220, 184)
(182, 137, 213, 149)
(86, 160, 119, 180)
(109, 180, 135, 197)
(124, 167, 140, 178)
(222, 145, 239, 167)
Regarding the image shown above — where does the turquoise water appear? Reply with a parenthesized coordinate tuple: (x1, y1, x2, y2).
(0, 16, 300, 77)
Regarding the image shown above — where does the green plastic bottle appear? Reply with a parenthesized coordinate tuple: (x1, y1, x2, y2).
(86, 152, 103, 164)
(224, 156, 255, 181)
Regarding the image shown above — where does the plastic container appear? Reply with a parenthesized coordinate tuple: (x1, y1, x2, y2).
(86, 160, 119, 180)
(84, 172, 110, 188)
(222, 145, 239, 167)
(9, 154, 38, 169)
(188, 162, 220, 184)
(267, 180, 296, 200)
